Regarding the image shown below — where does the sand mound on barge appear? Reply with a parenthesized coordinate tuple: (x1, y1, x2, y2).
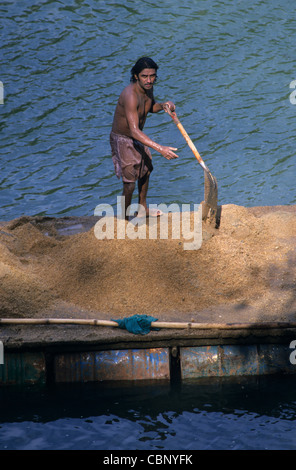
(0, 204, 295, 326)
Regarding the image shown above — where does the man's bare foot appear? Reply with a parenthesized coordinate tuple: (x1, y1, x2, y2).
(135, 208, 163, 218)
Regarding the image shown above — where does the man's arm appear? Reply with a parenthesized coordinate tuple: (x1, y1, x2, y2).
(125, 92, 178, 160)
(151, 100, 175, 113)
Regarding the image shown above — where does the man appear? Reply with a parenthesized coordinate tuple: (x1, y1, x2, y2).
(110, 57, 178, 219)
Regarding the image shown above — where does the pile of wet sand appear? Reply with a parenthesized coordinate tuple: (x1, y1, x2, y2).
(0, 204, 295, 326)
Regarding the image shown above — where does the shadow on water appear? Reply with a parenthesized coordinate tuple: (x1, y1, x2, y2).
(1, 374, 296, 424)
(1, 375, 296, 449)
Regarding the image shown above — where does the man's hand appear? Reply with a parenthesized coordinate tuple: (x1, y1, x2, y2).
(163, 101, 175, 112)
(159, 145, 178, 160)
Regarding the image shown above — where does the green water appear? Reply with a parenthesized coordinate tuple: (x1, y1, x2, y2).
(1, 0, 295, 220)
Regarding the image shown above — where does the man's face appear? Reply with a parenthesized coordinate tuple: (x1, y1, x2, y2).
(135, 68, 157, 91)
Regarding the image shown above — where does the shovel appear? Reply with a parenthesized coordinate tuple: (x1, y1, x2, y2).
(164, 105, 220, 228)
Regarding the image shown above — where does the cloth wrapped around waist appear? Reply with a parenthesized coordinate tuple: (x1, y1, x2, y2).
(110, 131, 153, 182)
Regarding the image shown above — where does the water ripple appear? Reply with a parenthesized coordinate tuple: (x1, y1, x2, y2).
(0, 0, 295, 220)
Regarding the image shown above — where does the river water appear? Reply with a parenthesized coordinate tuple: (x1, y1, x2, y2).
(1, 0, 296, 451)
(1, 0, 295, 221)
(1, 376, 296, 450)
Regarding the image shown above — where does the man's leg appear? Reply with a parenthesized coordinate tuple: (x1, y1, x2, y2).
(122, 182, 135, 220)
(137, 172, 162, 217)
(137, 171, 150, 215)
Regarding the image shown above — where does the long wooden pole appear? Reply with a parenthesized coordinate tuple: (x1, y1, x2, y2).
(164, 105, 209, 171)
(0, 318, 296, 330)
(163, 104, 219, 224)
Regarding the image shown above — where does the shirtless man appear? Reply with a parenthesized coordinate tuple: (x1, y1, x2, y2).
(110, 57, 178, 219)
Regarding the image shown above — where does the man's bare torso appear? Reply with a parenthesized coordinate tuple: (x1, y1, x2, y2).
(111, 83, 154, 137)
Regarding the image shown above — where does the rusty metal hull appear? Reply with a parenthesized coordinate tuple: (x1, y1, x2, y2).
(54, 348, 170, 383)
(1, 343, 296, 386)
(0, 352, 46, 386)
(180, 344, 296, 379)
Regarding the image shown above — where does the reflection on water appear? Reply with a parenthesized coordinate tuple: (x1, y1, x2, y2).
(1, 375, 296, 450)
(1, 0, 295, 221)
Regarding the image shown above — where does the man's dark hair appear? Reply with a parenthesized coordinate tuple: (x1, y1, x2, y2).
(130, 57, 158, 83)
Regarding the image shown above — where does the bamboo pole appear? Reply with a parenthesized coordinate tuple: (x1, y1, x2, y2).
(0, 318, 296, 330)
(0, 318, 118, 327)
